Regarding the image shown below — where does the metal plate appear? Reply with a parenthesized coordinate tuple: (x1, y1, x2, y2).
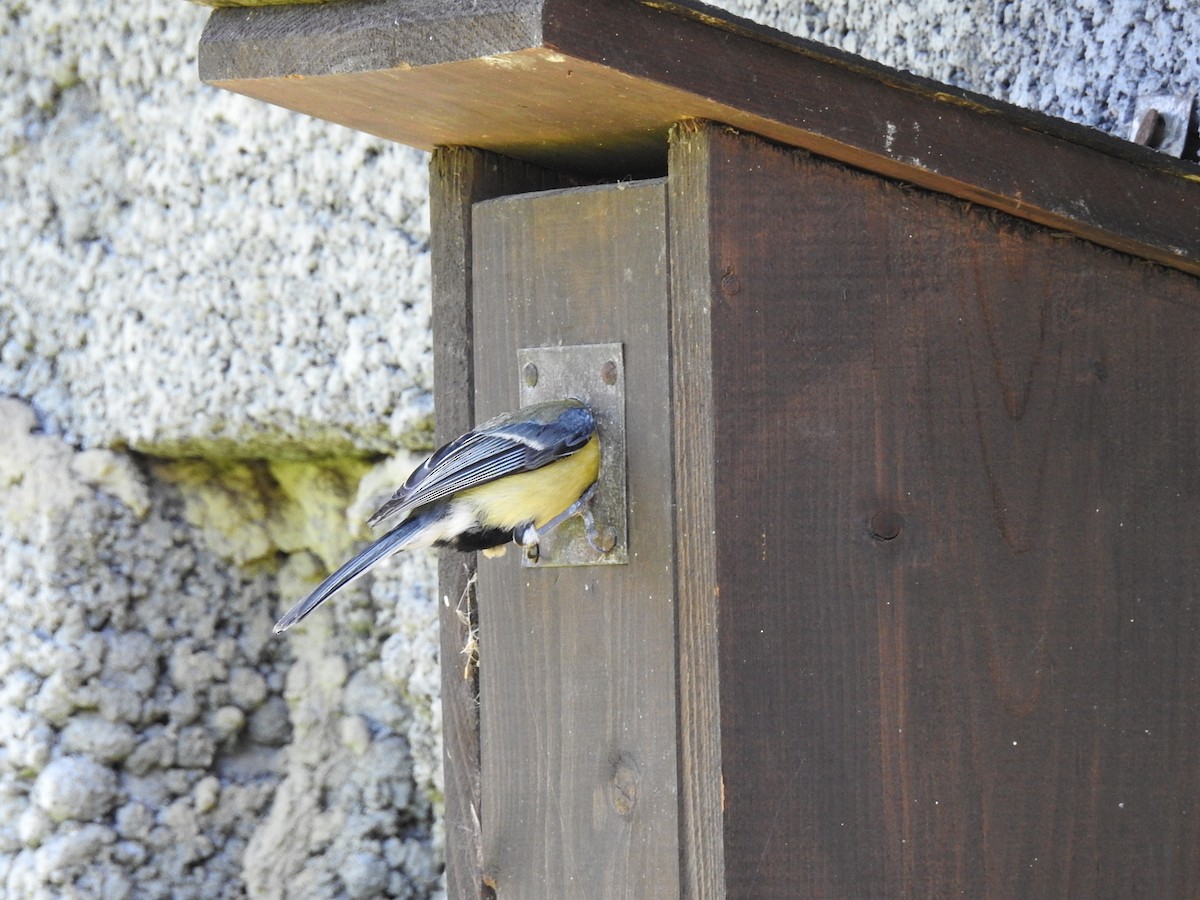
(517, 343, 627, 566)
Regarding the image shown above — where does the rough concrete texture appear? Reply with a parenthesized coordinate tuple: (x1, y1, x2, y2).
(2, 1, 446, 896)
(1, 0, 1196, 897)
(0, 399, 444, 898)
(2, 2, 434, 457)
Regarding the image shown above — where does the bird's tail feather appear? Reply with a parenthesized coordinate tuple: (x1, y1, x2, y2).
(273, 518, 422, 633)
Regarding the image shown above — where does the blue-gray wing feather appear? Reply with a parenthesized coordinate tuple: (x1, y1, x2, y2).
(367, 402, 594, 528)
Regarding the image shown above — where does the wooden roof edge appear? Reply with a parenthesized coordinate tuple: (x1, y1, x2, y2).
(199, 0, 546, 81)
(199, 0, 1195, 183)
(198, 0, 1200, 275)
(649, 0, 1198, 184)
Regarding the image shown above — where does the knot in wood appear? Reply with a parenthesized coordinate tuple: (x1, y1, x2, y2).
(609, 757, 640, 817)
(719, 267, 742, 296)
(869, 509, 903, 542)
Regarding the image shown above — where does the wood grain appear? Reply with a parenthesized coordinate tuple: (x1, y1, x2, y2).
(428, 147, 577, 900)
(666, 121, 726, 900)
(687, 123, 1200, 897)
(199, 0, 543, 78)
(471, 181, 679, 898)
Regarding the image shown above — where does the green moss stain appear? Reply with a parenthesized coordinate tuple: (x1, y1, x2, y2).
(153, 456, 374, 570)
(136, 413, 434, 462)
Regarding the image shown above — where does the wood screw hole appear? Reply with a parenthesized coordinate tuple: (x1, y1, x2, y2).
(870, 510, 903, 541)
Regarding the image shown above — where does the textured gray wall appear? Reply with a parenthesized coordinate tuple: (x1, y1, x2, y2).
(2, 3, 444, 897)
(723, 0, 1199, 139)
(1, 0, 1196, 897)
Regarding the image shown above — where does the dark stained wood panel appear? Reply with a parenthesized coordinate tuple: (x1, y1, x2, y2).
(471, 181, 678, 898)
(199, 0, 1200, 276)
(679, 124, 1200, 897)
(428, 147, 578, 900)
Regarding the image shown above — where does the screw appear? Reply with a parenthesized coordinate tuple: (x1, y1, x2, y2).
(592, 524, 617, 553)
(522, 362, 538, 387)
(1133, 108, 1165, 148)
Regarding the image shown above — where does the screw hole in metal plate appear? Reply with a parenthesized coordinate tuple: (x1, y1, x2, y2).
(517, 343, 628, 567)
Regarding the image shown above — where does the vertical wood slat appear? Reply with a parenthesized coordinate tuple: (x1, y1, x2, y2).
(665, 122, 726, 900)
(683, 123, 1200, 897)
(428, 147, 577, 900)
(471, 181, 679, 899)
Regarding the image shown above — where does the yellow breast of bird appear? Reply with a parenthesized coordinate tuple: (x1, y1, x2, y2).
(459, 434, 600, 529)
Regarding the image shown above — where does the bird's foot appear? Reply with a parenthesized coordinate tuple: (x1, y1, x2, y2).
(516, 484, 615, 560)
(579, 503, 617, 554)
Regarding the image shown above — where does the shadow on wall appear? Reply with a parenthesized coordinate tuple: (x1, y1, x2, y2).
(0, 398, 444, 898)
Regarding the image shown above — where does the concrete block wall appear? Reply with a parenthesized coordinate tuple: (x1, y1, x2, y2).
(1, 0, 1195, 896)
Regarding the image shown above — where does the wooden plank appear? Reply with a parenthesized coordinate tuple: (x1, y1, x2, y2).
(199, 0, 543, 79)
(428, 147, 577, 900)
(686, 123, 1200, 897)
(471, 181, 678, 898)
(665, 121, 725, 900)
(198, 0, 1200, 275)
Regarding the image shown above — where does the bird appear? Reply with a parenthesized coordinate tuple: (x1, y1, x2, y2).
(273, 398, 602, 633)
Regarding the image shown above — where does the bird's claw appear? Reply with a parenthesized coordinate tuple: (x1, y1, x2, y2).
(518, 483, 614, 561)
(514, 522, 541, 562)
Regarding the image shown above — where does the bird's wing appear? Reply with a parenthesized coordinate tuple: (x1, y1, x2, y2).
(367, 402, 595, 528)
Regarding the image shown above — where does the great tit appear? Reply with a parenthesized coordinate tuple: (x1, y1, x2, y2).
(273, 398, 601, 633)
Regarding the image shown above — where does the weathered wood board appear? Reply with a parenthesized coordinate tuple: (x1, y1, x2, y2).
(470, 181, 679, 898)
(433, 125, 1200, 899)
(429, 147, 578, 899)
(676, 123, 1200, 898)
